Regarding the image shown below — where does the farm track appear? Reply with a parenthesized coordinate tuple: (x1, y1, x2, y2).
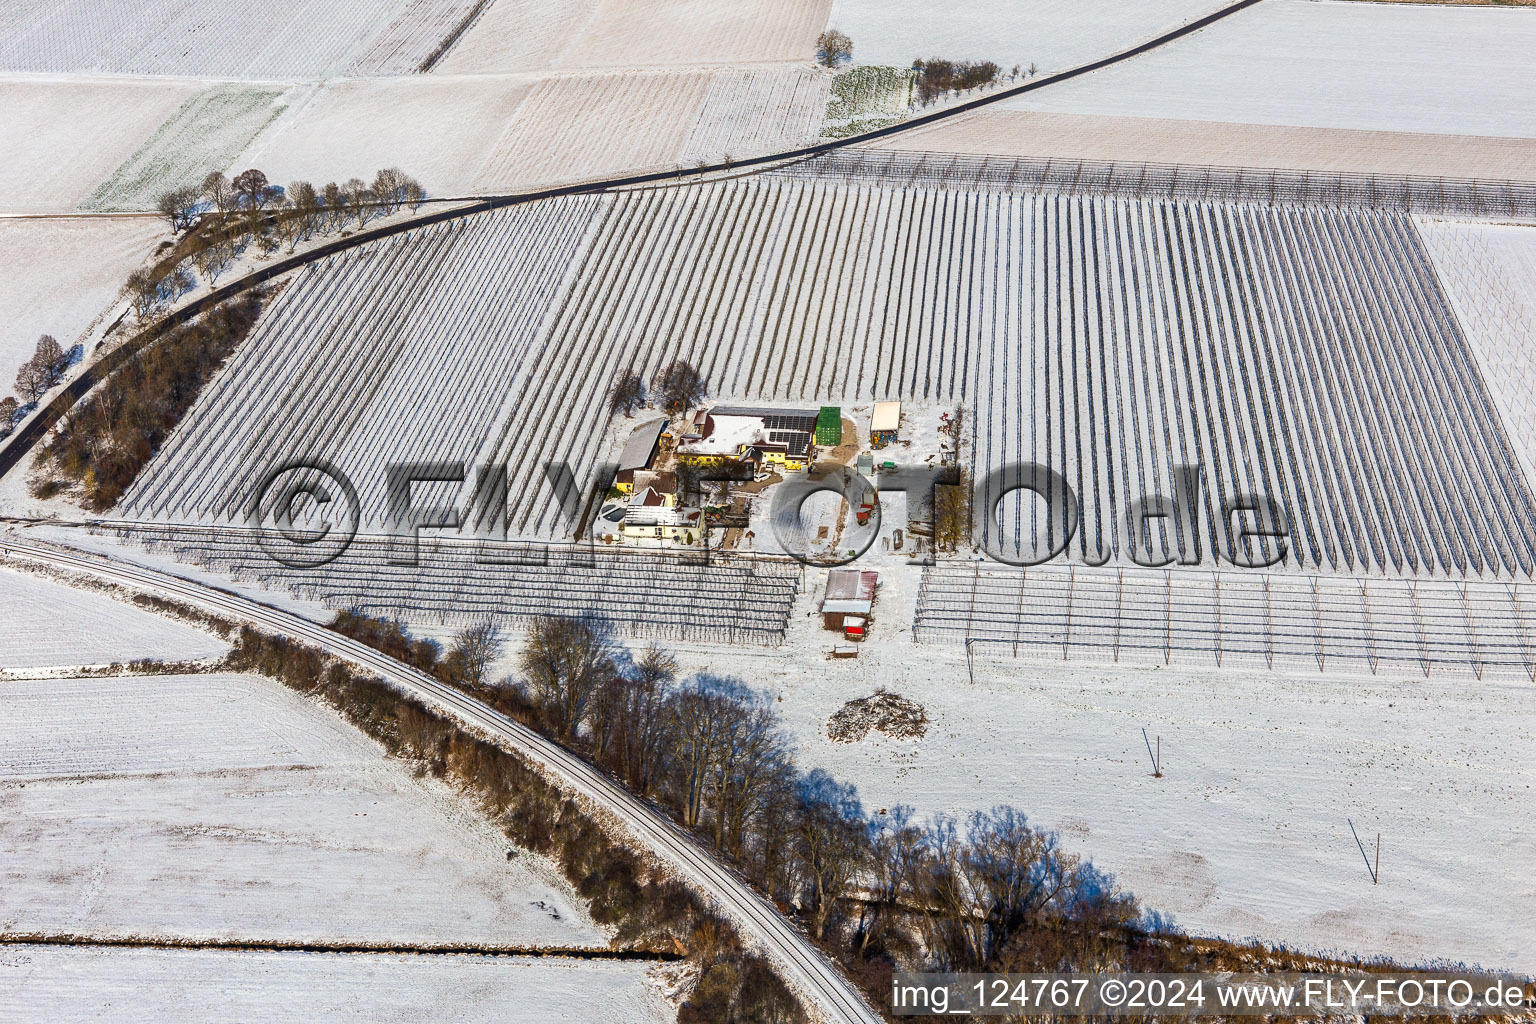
(0, 536, 878, 1024)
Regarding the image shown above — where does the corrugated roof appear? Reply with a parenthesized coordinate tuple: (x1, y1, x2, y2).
(617, 418, 668, 471)
(826, 569, 878, 602)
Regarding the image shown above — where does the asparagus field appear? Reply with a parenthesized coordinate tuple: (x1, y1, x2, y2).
(120, 174, 1535, 581)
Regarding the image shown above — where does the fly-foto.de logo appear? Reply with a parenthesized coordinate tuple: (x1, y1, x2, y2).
(249, 458, 1288, 570)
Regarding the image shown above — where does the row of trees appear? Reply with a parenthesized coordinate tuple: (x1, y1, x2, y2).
(504, 615, 1143, 965)
(608, 357, 709, 417)
(0, 335, 70, 439)
(129, 166, 426, 323)
(913, 58, 1002, 104)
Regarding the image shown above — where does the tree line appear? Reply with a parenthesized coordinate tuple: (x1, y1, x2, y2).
(134, 166, 426, 320)
(321, 609, 1371, 1023)
(0, 334, 69, 440)
(1, 167, 424, 444)
(35, 290, 267, 508)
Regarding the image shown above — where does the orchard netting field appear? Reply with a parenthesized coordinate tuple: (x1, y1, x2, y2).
(120, 173, 1535, 585)
(0, 0, 480, 78)
(914, 562, 1536, 681)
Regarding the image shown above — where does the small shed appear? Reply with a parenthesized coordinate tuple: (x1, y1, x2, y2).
(816, 406, 843, 446)
(821, 568, 878, 631)
(871, 402, 901, 446)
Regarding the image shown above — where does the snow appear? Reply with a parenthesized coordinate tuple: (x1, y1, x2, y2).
(83, 83, 291, 213)
(657, 572, 1536, 973)
(0, 566, 227, 671)
(0, 946, 676, 1024)
(0, 217, 165, 404)
(0, 0, 466, 79)
(0, 77, 198, 213)
(827, 0, 1230, 73)
(233, 77, 535, 202)
(1416, 219, 1536, 487)
(0, 671, 608, 948)
(436, 0, 831, 74)
(1000, 0, 1536, 138)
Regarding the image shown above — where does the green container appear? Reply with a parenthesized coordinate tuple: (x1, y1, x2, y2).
(815, 406, 842, 446)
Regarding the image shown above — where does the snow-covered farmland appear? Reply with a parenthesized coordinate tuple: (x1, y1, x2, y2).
(0, 0, 474, 79)
(0, 946, 676, 1024)
(0, 671, 606, 948)
(119, 177, 1536, 577)
(233, 77, 535, 201)
(679, 67, 829, 166)
(0, 217, 165, 396)
(827, 0, 1229, 73)
(0, 78, 198, 213)
(473, 71, 715, 191)
(1001, 0, 1536, 138)
(864, 111, 1536, 182)
(705, 624, 1536, 972)
(0, 567, 227, 671)
(83, 84, 291, 213)
(438, 0, 831, 74)
(1417, 220, 1536, 485)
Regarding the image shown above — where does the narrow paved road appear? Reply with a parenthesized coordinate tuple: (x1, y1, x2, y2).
(0, 535, 884, 1024)
(0, 0, 1266, 481)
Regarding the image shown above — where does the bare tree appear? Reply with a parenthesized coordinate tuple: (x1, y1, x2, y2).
(126, 267, 161, 319)
(287, 180, 319, 239)
(518, 615, 617, 741)
(231, 168, 271, 210)
(0, 395, 17, 435)
(321, 181, 344, 231)
(816, 29, 853, 68)
(446, 620, 503, 689)
(156, 186, 200, 232)
(193, 224, 239, 284)
(608, 369, 647, 416)
(793, 769, 869, 940)
(202, 171, 233, 215)
(663, 679, 724, 829)
(703, 681, 791, 859)
(370, 167, 421, 215)
(652, 358, 707, 415)
(14, 360, 45, 404)
(341, 178, 371, 228)
(33, 335, 66, 382)
(860, 804, 925, 956)
(613, 644, 676, 793)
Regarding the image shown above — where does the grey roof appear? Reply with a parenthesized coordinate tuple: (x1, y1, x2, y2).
(710, 405, 819, 432)
(617, 418, 668, 471)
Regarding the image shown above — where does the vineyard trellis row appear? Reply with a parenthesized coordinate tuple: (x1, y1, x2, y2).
(120, 174, 1536, 580)
(914, 561, 1536, 681)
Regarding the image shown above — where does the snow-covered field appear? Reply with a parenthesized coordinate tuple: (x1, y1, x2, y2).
(1418, 219, 1536, 485)
(0, 946, 676, 1024)
(863, 111, 1536, 181)
(234, 77, 534, 201)
(0, 671, 606, 947)
(828, 0, 1228, 73)
(0, 78, 197, 213)
(437, 0, 831, 74)
(0, 217, 165, 407)
(1001, 0, 1536, 138)
(0, 0, 471, 79)
(473, 71, 716, 190)
(666, 576, 1536, 973)
(0, 567, 227, 671)
(83, 84, 291, 213)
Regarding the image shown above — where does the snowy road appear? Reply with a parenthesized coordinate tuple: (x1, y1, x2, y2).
(0, 535, 881, 1024)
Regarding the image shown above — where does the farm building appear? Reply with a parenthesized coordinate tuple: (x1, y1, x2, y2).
(619, 486, 702, 546)
(822, 569, 879, 639)
(612, 418, 668, 495)
(871, 402, 901, 446)
(677, 405, 818, 473)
